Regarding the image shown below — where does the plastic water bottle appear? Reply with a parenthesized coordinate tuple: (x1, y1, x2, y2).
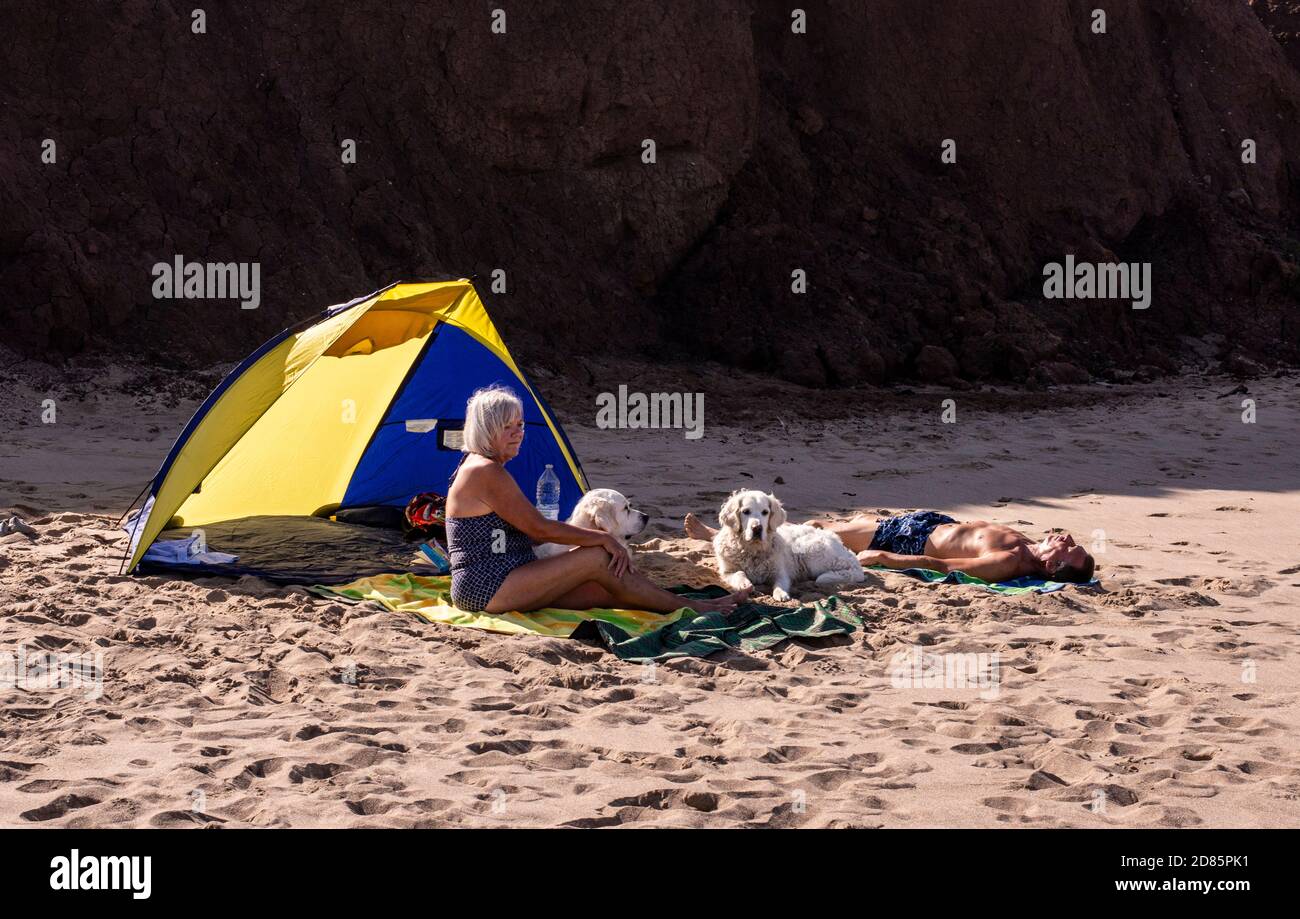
(536, 464, 561, 520)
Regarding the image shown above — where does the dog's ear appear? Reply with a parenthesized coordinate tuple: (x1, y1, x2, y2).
(590, 496, 620, 535)
(568, 494, 596, 529)
(719, 493, 741, 532)
(766, 493, 787, 529)
(575, 494, 618, 534)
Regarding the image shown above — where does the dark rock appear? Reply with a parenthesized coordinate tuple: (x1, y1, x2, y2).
(1035, 360, 1091, 386)
(914, 345, 959, 382)
(795, 105, 825, 136)
(958, 333, 1034, 382)
(1251, 1, 1300, 72)
(0, 0, 1298, 388)
(1223, 352, 1267, 378)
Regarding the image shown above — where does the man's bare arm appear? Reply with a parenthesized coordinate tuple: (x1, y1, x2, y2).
(858, 549, 1021, 582)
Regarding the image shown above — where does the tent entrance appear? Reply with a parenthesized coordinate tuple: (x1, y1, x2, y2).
(137, 515, 419, 585)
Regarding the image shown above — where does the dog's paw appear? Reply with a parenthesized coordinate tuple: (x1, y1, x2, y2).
(771, 587, 792, 603)
(726, 574, 753, 592)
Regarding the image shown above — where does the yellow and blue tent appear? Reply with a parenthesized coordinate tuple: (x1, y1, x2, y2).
(123, 280, 589, 579)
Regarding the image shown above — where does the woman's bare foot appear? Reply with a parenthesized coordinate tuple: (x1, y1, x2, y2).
(683, 512, 717, 541)
(684, 587, 751, 613)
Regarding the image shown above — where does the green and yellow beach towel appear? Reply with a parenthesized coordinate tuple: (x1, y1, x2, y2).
(310, 573, 858, 661)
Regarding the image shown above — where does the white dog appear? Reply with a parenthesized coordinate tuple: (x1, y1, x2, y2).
(712, 489, 864, 601)
(534, 488, 650, 558)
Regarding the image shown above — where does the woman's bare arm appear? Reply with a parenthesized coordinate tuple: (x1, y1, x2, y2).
(473, 463, 606, 546)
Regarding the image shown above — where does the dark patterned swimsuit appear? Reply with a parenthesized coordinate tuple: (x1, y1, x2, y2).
(868, 511, 956, 556)
(446, 512, 537, 611)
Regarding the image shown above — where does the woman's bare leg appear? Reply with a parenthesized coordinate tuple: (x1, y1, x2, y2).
(544, 579, 618, 611)
(684, 511, 879, 553)
(485, 546, 748, 614)
(555, 560, 748, 613)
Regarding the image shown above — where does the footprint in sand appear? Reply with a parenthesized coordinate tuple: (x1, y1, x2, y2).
(19, 793, 101, 822)
(980, 795, 1063, 825)
(149, 809, 225, 827)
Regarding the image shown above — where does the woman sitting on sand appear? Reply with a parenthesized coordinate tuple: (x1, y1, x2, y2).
(445, 385, 747, 615)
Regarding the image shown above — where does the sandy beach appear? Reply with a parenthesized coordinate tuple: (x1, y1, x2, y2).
(2, 355, 1300, 828)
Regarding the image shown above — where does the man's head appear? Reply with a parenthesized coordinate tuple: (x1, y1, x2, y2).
(1035, 532, 1095, 583)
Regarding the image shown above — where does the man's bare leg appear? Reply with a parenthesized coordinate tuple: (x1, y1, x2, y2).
(684, 512, 715, 541)
(684, 511, 879, 553)
(819, 515, 879, 553)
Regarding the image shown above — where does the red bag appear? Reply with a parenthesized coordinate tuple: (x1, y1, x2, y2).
(403, 491, 448, 539)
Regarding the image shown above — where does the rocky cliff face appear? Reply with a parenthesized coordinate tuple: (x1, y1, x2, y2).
(3, 0, 1299, 385)
(1253, 1, 1300, 70)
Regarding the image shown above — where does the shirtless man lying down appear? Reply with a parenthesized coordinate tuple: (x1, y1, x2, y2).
(684, 509, 1096, 584)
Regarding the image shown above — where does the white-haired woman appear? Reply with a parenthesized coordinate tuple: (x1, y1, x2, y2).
(445, 385, 746, 615)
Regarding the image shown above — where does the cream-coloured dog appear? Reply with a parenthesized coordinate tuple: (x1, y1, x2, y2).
(534, 488, 650, 558)
(712, 489, 864, 601)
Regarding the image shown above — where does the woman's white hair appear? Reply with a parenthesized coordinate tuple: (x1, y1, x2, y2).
(462, 384, 524, 458)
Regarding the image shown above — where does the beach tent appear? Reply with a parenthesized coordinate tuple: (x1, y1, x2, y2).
(123, 280, 589, 580)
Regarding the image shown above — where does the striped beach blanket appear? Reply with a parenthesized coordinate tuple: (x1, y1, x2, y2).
(872, 566, 1100, 595)
(310, 574, 859, 661)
